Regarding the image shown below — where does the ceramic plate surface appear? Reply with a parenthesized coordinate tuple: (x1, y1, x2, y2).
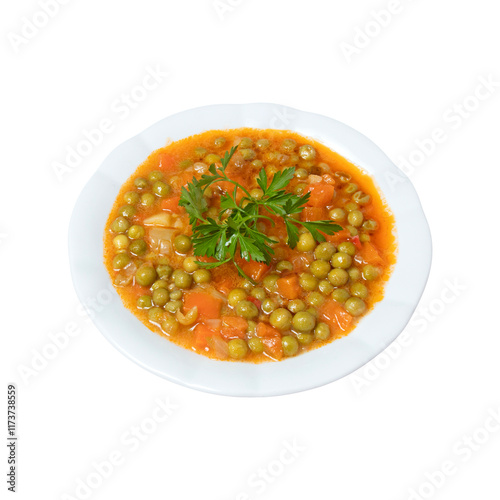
(69, 103, 432, 397)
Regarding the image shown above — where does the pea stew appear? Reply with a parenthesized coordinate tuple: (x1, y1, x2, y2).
(104, 129, 397, 362)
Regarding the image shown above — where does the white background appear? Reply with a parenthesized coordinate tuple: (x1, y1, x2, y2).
(2, 0, 499, 499)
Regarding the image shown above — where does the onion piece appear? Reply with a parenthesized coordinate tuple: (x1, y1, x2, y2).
(208, 335, 229, 359)
(148, 228, 177, 255)
(114, 261, 137, 287)
(143, 213, 172, 227)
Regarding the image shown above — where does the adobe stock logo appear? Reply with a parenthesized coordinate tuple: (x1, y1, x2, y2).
(7, 0, 72, 54)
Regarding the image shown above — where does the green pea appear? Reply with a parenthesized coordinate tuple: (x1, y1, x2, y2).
(193, 269, 211, 284)
(295, 168, 308, 180)
(113, 234, 129, 250)
(314, 242, 336, 260)
(298, 144, 316, 160)
(334, 171, 351, 183)
(282, 335, 299, 356)
(194, 147, 207, 159)
(292, 311, 316, 332)
(269, 308, 292, 330)
(240, 149, 256, 161)
(113, 253, 131, 269)
(310, 260, 331, 279)
(348, 210, 364, 227)
(173, 270, 192, 289)
(261, 298, 277, 314)
(350, 282, 368, 299)
(344, 297, 366, 316)
(306, 307, 318, 318)
(228, 339, 248, 359)
(134, 177, 148, 189)
(161, 316, 179, 335)
(239, 137, 253, 148)
(152, 279, 169, 290)
(148, 171, 163, 182)
(173, 235, 192, 253)
(297, 232, 316, 252)
(345, 183, 358, 195)
(360, 234, 371, 243)
(318, 280, 334, 295)
(251, 287, 266, 301)
(156, 265, 173, 279)
(228, 289, 247, 307)
(329, 208, 346, 222)
(241, 280, 254, 292)
(148, 307, 164, 322)
(236, 300, 259, 319)
(289, 154, 300, 164)
(256, 138, 270, 150)
(294, 183, 307, 195)
(306, 292, 325, 307)
(205, 153, 221, 164)
(344, 201, 359, 212)
(165, 300, 182, 313)
(331, 289, 350, 303)
(299, 273, 318, 291)
(338, 241, 356, 256)
(135, 265, 157, 287)
(129, 239, 147, 256)
(276, 260, 293, 272)
(250, 188, 264, 199)
(179, 159, 193, 170)
(182, 257, 199, 273)
(169, 289, 182, 300)
(362, 265, 380, 281)
(348, 267, 361, 281)
(247, 320, 257, 335)
(124, 191, 140, 205)
(263, 274, 279, 292)
(281, 139, 297, 152)
(111, 216, 130, 233)
(140, 193, 155, 207)
(314, 322, 330, 340)
(137, 295, 152, 309)
(353, 191, 371, 205)
(287, 299, 306, 313)
(327, 268, 349, 286)
(362, 220, 379, 232)
(251, 159, 263, 168)
(248, 337, 264, 354)
(118, 205, 136, 219)
(347, 225, 358, 236)
(331, 252, 352, 269)
(128, 225, 145, 240)
(153, 288, 169, 306)
(153, 181, 171, 198)
(296, 333, 314, 345)
(214, 137, 226, 148)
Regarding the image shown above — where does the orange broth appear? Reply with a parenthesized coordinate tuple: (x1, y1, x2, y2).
(104, 129, 397, 362)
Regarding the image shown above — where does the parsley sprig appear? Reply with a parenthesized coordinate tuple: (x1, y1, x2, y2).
(179, 146, 342, 278)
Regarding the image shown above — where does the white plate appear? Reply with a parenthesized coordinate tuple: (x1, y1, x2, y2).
(69, 103, 432, 397)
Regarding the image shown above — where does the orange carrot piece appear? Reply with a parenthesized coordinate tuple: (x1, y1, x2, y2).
(193, 323, 217, 348)
(238, 259, 270, 282)
(359, 242, 384, 266)
(326, 228, 351, 245)
(301, 207, 328, 222)
(260, 336, 283, 360)
(160, 196, 183, 213)
(184, 292, 223, 319)
(221, 316, 248, 340)
(256, 322, 281, 338)
(319, 301, 353, 332)
(305, 183, 335, 207)
(277, 274, 301, 300)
